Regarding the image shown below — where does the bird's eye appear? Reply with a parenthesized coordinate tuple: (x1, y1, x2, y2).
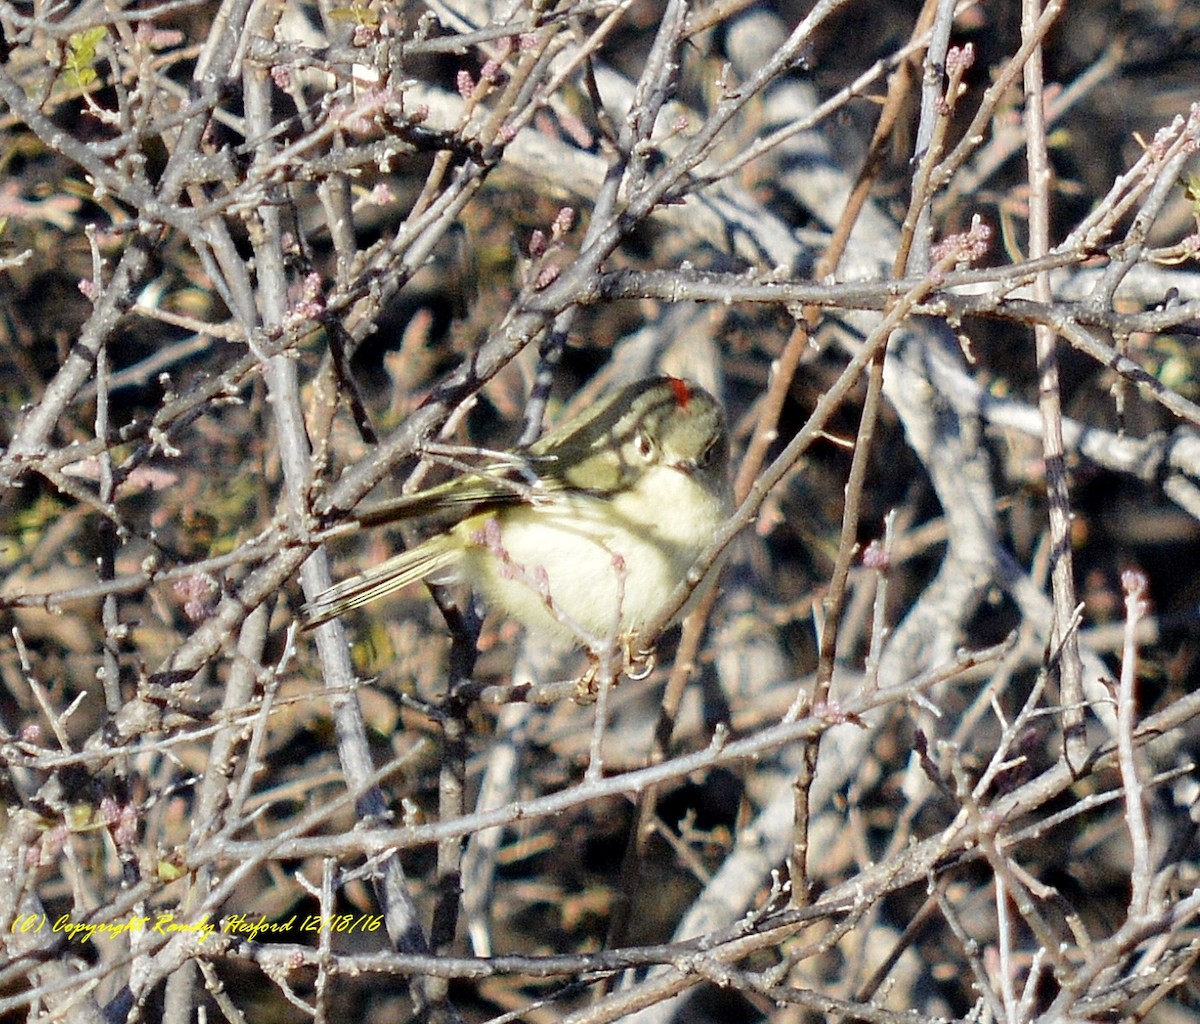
(635, 431, 655, 461)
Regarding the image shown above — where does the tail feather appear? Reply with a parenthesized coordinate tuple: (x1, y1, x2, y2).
(301, 535, 460, 629)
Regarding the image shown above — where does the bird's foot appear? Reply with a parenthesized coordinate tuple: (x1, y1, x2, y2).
(572, 639, 656, 703)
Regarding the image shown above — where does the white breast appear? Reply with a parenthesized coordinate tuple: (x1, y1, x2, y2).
(455, 464, 729, 647)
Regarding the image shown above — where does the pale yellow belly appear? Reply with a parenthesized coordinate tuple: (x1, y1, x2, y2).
(454, 466, 728, 646)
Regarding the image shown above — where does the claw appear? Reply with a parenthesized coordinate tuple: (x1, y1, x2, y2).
(571, 637, 657, 703)
(624, 644, 655, 680)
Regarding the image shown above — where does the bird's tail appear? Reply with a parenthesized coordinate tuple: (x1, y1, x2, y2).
(301, 535, 460, 630)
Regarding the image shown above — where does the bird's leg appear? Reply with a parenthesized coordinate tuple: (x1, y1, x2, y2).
(622, 637, 656, 682)
(573, 663, 599, 704)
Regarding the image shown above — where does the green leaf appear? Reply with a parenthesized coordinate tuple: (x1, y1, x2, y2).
(64, 27, 108, 89)
(1183, 173, 1200, 217)
(328, 2, 380, 28)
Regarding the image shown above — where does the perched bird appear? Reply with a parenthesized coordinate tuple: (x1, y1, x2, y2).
(302, 375, 732, 650)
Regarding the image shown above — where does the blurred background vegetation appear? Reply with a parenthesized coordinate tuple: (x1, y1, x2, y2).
(1, 0, 1199, 1021)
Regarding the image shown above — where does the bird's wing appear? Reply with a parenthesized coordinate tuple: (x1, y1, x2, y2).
(351, 460, 552, 529)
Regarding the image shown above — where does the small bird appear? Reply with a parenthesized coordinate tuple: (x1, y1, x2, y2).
(302, 376, 732, 651)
